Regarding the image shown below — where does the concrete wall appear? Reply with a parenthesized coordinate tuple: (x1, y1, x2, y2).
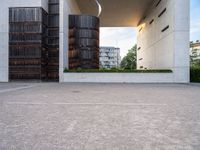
(59, 0, 80, 82)
(41, 0, 49, 12)
(0, 0, 48, 82)
(137, 0, 190, 83)
(63, 73, 174, 83)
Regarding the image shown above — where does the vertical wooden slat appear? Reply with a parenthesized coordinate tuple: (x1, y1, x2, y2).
(9, 7, 48, 81)
(69, 15, 99, 69)
(47, 0, 59, 81)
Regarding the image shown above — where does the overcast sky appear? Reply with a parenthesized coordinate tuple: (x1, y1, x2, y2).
(100, 0, 200, 58)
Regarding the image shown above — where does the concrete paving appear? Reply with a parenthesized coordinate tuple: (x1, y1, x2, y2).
(0, 83, 200, 150)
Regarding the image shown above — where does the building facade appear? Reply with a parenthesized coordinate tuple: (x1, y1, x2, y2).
(137, 0, 190, 83)
(69, 15, 99, 69)
(99, 47, 121, 69)
(190, 41, 200, 61)
(0, 0, 190, 83)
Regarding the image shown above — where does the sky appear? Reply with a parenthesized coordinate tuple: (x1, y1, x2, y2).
(100, 0, 200, 58)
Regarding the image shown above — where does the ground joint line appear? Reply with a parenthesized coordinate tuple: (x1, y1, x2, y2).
(0, 85, 35, 93)
(5, 102, 167, 106)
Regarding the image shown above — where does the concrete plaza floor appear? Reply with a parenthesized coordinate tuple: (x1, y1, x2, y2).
(0, 83, 200, 150)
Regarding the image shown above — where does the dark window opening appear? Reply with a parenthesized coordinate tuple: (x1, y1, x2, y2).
(156, 0, 162, 7)
(158, 8, 166, 18)
(149, 19, 154, 25)
(161, 25, 169, 32)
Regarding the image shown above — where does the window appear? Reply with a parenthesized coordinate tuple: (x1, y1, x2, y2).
(161, 25, 169, 32)
(156, 0, 162, 7)
(149, 19, 154, 25)
(158, 8, 166, 18)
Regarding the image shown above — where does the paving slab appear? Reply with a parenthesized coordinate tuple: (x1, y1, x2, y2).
(0, 83, 200, 150)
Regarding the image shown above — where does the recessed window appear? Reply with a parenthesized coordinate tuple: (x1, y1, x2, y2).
(158, 8, 166, 18)
(138, 47, 141, 50)
(139, 58, 143, 61)
(140, 66, 143, 69)
(156, 0, 162, 7)
(149, 19, 154, 25)
(161, 25, 169, 32)
(143, 16, 147, 20)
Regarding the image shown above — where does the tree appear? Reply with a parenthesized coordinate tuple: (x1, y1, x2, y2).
(120, 45, 137, 69)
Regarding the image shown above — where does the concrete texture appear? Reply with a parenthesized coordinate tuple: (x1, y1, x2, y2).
(0, 83, 200, 150)
(63, 73, 174, 83)
(76, 0, 154, 27)
(137, 0, 190, 83)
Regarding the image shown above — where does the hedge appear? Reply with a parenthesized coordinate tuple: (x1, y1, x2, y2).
(190, 67, 200, 82)
(64, 68, 173, 73)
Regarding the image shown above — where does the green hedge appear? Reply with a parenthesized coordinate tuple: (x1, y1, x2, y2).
(64, 68, 172, 73)
(190, 67, 200, 82)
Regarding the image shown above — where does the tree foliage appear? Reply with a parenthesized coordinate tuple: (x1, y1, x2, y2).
(120, 45, 137, 69)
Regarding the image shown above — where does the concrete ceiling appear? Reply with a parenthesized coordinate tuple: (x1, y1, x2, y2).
(76, 0, 154, 27)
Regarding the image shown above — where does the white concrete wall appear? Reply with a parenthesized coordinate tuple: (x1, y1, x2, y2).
(63, 73, 174, 83)
(137, 0, 190, 83)
(0, 0, 48, 82)
(59, 0, 80, 82)
(41, 0, 49, 12)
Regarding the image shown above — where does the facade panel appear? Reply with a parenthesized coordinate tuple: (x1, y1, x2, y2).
(69, 15, 99, 69)
(9, 7, 48, 80)
(47, 0, 59, 80)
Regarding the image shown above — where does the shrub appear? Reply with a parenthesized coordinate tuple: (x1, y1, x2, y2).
(64, 68, 172, 73)
(190, 67, 200, 82)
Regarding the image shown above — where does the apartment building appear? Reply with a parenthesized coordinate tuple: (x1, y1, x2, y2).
(190, 40, 200, 60)
(99, 47, 121, 69)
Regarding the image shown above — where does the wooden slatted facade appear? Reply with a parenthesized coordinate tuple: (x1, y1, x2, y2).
(9, 7, 48, 80)
(69, 15, 100, 69)
(47, 0, 59, 81)
(9, 0, 59, 81)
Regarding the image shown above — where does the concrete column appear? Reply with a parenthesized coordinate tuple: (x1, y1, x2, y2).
(173, 0, 190, 83)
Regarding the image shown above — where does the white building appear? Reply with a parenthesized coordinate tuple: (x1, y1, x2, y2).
(0, 0, 190, 83)
(100, 47, 121, 69)
(190, 41, 200, 60)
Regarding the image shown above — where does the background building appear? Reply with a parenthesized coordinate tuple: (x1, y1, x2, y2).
(100, 47, 121, 69)
(190, 40, 200, 61)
